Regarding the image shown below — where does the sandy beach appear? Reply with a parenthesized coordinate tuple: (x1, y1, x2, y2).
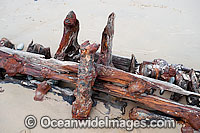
(0, 0, 199, 132)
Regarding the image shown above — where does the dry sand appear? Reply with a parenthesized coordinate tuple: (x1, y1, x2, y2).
(0, 0, 199, 132)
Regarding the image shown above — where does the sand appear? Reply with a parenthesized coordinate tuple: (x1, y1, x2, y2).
(0, 0, 199, 132)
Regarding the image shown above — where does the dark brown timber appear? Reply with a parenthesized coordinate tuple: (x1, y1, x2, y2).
(27, 40, 51, 59)
(129, 107, 174, 121)
(72, 41, 99, 119)
(54, 11, 80, 61)
(0, 47, 200, 130)
(97, 12, 115, 66)
(34, 81, 51, 101)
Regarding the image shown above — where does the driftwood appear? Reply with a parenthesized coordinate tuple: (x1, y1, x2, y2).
(0, 47, 200, 130)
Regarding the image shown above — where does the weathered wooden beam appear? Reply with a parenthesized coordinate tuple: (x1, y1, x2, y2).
(0, 47, 199, 98)
(129, 107, 196, 133)
(0, 47, 200, 130)
(129, 107, 174, 121)
(72, 41, 99, 119)
(93, 83, 200, 130)
(54, 11, 80, 61)
(97, 12, 115, 66)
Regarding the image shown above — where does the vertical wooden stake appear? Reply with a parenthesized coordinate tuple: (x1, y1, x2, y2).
(54, 11, 80, 61)
(129, 54, 136, 73)
(72, 41, 100, 119)
(98, 12, 115, 66)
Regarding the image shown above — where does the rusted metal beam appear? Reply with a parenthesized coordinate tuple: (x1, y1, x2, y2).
(72, 41, 99, 119)
(0, 47, 199, 99)
(54, 11, 80, 61)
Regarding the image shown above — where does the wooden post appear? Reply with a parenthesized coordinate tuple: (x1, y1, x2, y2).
(97, 12, 115, 66)
(72, 41, 100, 119)
(54, 11, 80, 61)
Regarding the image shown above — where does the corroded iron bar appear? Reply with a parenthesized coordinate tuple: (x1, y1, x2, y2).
(54, 11, 80, 61)
(72, 41, 100, 119)
(97, 12, 115, 66)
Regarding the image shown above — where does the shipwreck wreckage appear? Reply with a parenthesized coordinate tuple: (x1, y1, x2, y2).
(0, 11, 200, 132)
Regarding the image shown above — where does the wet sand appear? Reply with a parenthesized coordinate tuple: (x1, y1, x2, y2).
(0, 0, 199, 132)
